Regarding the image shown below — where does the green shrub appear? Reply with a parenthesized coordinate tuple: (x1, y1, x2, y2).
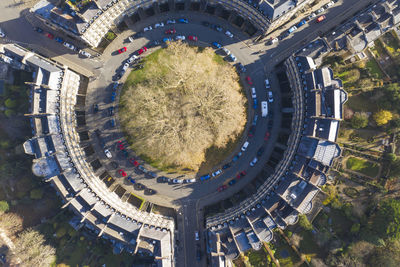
(30, 188, 44, 200)
(0, 201, 9, 213)
(56, 227, 67, 238)
(298, 214, 313, 231)
(105, 32, 116, 41)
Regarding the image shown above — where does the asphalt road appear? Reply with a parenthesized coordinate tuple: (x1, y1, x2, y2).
(0, 0, 380, 266)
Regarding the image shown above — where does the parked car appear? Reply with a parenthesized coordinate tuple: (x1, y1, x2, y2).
(93, 104, 99, 113)
(104, 149, 112, 159)
(154, 22, 164, 28)
(185, 178, 196, 183)
(227, 54, 237, 62)
(251, 87, 257, 98)
(163, 37, 172, 43)
(236, 63, 246, 73)
(118, 47, 127, 54)
(34, 27, 43, 33)
(268, 91, 274, 103)
(297, 19, 306, 28)
(175, 35, 185, 41)
(122, 62, 129, 71)
(264, 131, 270, 141)
(127, 55, 138, 63)
(118, 169, 127, 177)
(316, 15, 326, 23)
(46, 33, 54, 39)
(147, 171, 157, 178)
(108, 106, 114, 116)
(232, 152, 243, 162)
(128, 36, 134, 42)
(253, 98, 258, 109)
(246, 76, 253, 85)
(202, 21, 210, 27)
(200, 174, 211, 181)
(212, 24, 223, 32)
(212, 42, 221, 48)
(195, 231, 200, 241)
(222, 47, 230, 55)
(257, 147, 265, 157)
(225, 31, 233, 38)
(265, 79, 270, 89)
(129, 158, 140, 167)
(178, 18, 188, 24)
(248, 125, 256, 137)
(165, 28, 176, 34)
(127, 176, 136, 184)
(138, 165, 148, 173)
(63, 42, 76, 50)
(316, 8, 324, 14)
(228, 179, 236, 186)
(252, 114, 259, 126)
(250, 157, 258, 167)
(109, 119, 116, 127)
(236, 170, 247, 179)
(288, 26, 297, 34)
(166, 19, 176, 24)
(307, 12, 317, 21)
(241, 141, 249, 152)
(144, 26, 153, 32)
(55, 37, 63, 43)
(217, 185, 228, 192)
(138, 46, 147, 55)
(188, 35, 198, 41)
(79, 50, 91, 58)
(212, 169, 222, 177)
(222, 163, 231, 169)
(173, 179, 184, 184)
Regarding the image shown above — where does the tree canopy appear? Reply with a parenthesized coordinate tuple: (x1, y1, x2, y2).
(372, 198, 400, 240)
(373, 110, 393, 126)
(119, 42, 246, 172)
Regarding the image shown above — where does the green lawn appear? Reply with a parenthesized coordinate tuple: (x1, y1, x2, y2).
(366, 57, 385, 79)
(346, 93, 378, 113)
(346, 157, 380, 177)
(245, 247, 270, 267)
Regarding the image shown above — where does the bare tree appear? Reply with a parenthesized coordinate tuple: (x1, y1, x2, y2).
(119, 42, 246, 171)
(0, 212, 23, 236)
(9, 228, 55, 267)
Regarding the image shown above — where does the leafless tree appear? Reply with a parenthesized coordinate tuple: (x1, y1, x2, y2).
(0, 212, 23, 236)
(8, 228, 55, 267)
(120, 42, 246, 171)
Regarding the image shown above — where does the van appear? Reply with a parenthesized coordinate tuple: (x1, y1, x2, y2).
(241, 141, 249, 152)
(261, 101, 268, 117)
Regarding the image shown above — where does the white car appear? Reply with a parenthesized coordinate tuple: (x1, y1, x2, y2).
(0, 29, 5, 38)
(261, 101, 268, 117)
(154, 22, 164, 28)
(250, 157, 258, 167)
(63, 42, 76, 50)
(251, 87, 257, 99)
(241, 141, 249, 152)
(270, 37, 278, 44)
(265, 79, 270, 89)
(316, 8, 324, 14)
(128, 36, 134, 43)
(225, 31, 233, 38)
(307, 13, 317, 20)
(268, 91, 274, 103)
(228, 54, 237, 62)
(195, 231, 200, 241)
(167, 19, 176, 24)
(144, 26, 153, 32)
(212, 169, 222, 177)
(79, 50, 91, 58)
(127, 55, 138, 63)
(185, 178, 196, 183)
(175, 35, 185, 41)
(172, 179, 184, 184)
(122, 63, 129, 71)
(104, 149, 112, 159)
(222, 47, 231, 55)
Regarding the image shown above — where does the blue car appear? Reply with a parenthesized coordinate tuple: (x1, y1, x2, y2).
(110, 119, 115, 127)
(253, 98, 258, 109)
(200, 174, 210, 181)
(232, 151, 243, 162)
(112, 82, 119, 91)
(127, 176, 136, 184)
(163, 37, 172, 43)
(111, 92, 116, 102)
(212, 42, 221, 48)
(55, 37, 63, 43)
(178, 18, 188, 24)
(228, 179, 236, 186)
(297, 19, 306, 28)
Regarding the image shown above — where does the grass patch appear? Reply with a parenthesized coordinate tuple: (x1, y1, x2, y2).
(343, 187, 360, 198)
(213, 53, 227, 65)
(366, 57, 384, 79)
(346, 157, 380, 177)
(245, 247, 270, 267)
(346, 93, 378, 113)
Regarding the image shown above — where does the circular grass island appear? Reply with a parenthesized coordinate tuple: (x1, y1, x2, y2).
(119, 42, 247, 174)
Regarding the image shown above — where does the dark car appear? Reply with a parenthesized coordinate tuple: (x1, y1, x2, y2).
(55, 37, 63, 43)
(228, 179, 236, 186)
(108, 106, 114, 116)
(257, 146, 265, 157)
(158, 176, 170, 183)
(236, 63, 246, 73)
(202, 21, 210, 27)
(112, 82, 119, 91)
(217, 185, 228, 192)
(147, 171, 157, 178)
(127, 176, 136, 184)
(93, 104, 99, 113)
(144, 188, 156, 195)
(110, 118, 116, 127)
(248, 125, 256, 137)
(196, 249, 202, 261)
(110, 161, 119, 169)
(111, 91, 116, 102)
(222, 163, 231, 169)
(34, 27, 43, 33)
(200, 174, 210, 181)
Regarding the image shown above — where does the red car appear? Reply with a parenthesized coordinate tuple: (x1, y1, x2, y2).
(245, 76, 253, 85)
(138, 46, 147, 55)
(217, 185, 228, 192)
(117, 141, 125, 150)
(188, 35, 198, 41)
(118, 169, 127, 177)
(46, 33, 54, 39)
(165, 28, 176, 34)
(264, 131, 270, 141)
(236, 171, 247, 179)
(129, 158, 140, 167)
(316, 15, 326, 23)
(118, 47, 127, 54)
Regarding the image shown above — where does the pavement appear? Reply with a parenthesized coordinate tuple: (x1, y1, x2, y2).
(0, 0, 381, 266)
